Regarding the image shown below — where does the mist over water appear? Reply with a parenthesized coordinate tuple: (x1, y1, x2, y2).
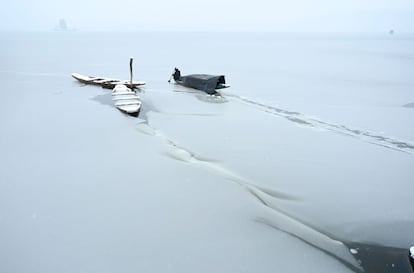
(0, 31, 414, 273)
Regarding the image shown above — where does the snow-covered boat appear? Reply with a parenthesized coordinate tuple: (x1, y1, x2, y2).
(72, 58, 145, 89)
(169, 68, 230, 95)
(112, 84, 141, 117)
(72, 73, 145, 89)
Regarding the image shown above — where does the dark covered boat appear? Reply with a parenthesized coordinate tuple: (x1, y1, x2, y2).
(169, 68, 230, 95)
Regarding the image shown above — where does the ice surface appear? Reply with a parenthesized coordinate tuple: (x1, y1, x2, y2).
(1, 32, 414, 273)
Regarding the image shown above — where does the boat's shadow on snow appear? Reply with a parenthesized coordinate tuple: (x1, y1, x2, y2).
(172, 88, 228, 104)
(90, 93, 113, 108)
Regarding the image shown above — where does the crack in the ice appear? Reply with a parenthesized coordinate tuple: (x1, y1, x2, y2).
(228, 94, 414, 154)
(245, 186, 364, 272)
(256, 217, 364, 273)
(136, 119, 298, 203)
(136, 118, 365, 272)
(137, 109, 411, 273)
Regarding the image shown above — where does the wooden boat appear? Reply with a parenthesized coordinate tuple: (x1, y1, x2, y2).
(72, 58, 145, 89)
(169, 68, 230, 95)
(112, 84, 141, 116)
(72, 73, 145, 89)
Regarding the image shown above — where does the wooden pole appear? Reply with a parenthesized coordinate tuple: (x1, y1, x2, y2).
(129, 57, 133, 87)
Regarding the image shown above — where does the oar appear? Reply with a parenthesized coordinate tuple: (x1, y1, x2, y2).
(168, 68, 175, 83)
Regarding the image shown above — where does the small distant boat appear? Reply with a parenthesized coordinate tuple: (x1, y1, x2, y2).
(169, 68, 230, 95)
(72, 58, 145, 89)
(112, 84, 141, 116)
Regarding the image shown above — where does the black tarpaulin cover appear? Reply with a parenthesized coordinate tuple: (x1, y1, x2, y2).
(180, 74, 225, 94)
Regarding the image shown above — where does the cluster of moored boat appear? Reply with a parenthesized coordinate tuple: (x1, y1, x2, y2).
(72, 72, 144, 116)
(71, 59, 230, 117)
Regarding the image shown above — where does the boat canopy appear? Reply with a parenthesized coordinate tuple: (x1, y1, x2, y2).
(181, 74, 226, 94)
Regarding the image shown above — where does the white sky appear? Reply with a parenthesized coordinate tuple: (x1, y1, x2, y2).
(1, 0, 414, 32)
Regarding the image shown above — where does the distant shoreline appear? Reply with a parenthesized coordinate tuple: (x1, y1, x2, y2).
(1, 30, 414, 36)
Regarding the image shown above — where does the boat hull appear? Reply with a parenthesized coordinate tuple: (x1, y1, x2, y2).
(72, 73, 145, 89)
(175, 74, 229, 94)
(112, 85, 142, 117)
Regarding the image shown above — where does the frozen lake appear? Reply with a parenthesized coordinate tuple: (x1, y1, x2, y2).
(0, 31, 414, 273)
